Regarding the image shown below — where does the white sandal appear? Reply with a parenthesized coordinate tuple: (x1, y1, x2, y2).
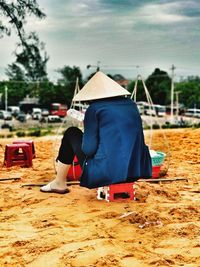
(40, 182, 69, 194)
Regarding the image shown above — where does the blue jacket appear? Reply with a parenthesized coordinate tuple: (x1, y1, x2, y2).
(80, 97, 152, 189)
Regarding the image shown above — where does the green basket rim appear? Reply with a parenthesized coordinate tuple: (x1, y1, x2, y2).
(151, 151, 166, 158)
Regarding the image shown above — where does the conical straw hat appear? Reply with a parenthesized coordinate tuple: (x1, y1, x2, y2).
(73, 71, 130, 101)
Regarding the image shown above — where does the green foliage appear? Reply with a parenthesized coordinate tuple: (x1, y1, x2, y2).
(5, 63, 25, 81)
(128, 68, 171, 105)
(6, 32, 49, 82)
(38, 80, 57, 108)
(7, 134, 14, 138)
(127, 80, 134, 94)
(0, 65, 83, 108)
(152, 124, 160, 129)
(0, 0, 45, 43)
(175, 76, 200, 108)
(1, 1, 48, 84)
(127, 80, 146, 101)
(86, 71, 98, 81)
(193, 122, 200, 128)
(1, 66, 199, 112)
(145, 68, 171, 105)
(42, 128, 53, 136)
(0, 134, 14, 138)
(27, 128, 41, 137)
(15, 32, 49, 81)
(16, 131, 26, 137)
(14, 126, 53, 138)
(0, 81, 27, 107)
(56, 66, 83, 105)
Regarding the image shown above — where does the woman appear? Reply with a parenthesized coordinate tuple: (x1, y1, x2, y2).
(41, 71, 152, 194)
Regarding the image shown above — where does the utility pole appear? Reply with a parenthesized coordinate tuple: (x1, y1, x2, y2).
(170, 64, 176, 123)
(5, 85, 8, 111)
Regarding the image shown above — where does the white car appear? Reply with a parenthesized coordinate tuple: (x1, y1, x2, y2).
(47, 115, 61, 122)
(32, 108, 42, 120)
(32, 112, 42, 120)
(7, 106, 20, 116)
(0, 110, 12, 120)
(41, 109, 49, 116)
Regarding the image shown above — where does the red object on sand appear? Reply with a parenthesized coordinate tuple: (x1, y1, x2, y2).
(13, 140, 36, 159)
(152, 165, 161, 178)
(97, 182, 135, 202)
(108, 182, 135, 202)
(4, 143, 32, 167)
(67, 156, 82, 181)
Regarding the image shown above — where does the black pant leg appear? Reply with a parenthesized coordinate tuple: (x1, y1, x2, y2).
(57, 127, 86, 167)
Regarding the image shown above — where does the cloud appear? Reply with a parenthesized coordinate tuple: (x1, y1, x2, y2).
(134, 1, 196, 25)
(23, 0, 200, 64)
(27, 0, 199, 36)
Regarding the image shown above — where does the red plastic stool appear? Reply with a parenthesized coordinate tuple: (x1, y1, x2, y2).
(97, 182, 135, 202)
(67, 156, 82, 181)
(13, 140, 36, 158)
(4, 144, 32, 167)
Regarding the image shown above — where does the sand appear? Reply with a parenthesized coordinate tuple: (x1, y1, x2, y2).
(0, 128, 199, 267)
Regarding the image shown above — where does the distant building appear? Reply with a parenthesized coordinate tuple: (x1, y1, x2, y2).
(19, 95, 39, 113)
(113, 74, 129, 88)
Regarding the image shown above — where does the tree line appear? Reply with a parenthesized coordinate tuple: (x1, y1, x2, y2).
(0, 67, 199, 110)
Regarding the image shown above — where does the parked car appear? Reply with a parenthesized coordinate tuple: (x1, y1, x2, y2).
(185, 108, 200, 118)
(47, 115, 62, 123)
(32, 108, 42, 120)
(41, 109, 49, 116)
(16, 112, 27, 122)
(7, 106, 20, 117)
(0, 110, 12, 120)
(32, 111, 42, 120)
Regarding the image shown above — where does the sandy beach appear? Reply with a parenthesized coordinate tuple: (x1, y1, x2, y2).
(0, 128, 199, 267)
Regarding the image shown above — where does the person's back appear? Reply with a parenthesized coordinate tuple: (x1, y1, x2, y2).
(81, 97, 152, 188)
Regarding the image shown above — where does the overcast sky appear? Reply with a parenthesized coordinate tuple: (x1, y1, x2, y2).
(0, 0, 200, 81)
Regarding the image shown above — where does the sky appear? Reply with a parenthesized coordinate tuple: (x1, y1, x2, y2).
(0, 0, 200, 82)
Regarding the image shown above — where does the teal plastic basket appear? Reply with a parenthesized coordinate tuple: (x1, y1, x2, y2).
(151, 151, 166, 166)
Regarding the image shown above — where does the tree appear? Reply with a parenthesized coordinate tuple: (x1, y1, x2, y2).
(2, 1, 48, 82)
(57, 66, 83, 105)
(86, 71, 97, 81)
(145, 68, 171, 105)
(1, 1, 48, 104)
(5, 32, 49, 102)
(0, 80, 27, 107)
(127, 79, 146, 101)
(5, 32, 49, 82)
(37, 80, 56, 108)
(175, 76, 200, 108)
(5, 63, 25, 81)
(127, 68, 171, 105)
(0, 0, 45, 46)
